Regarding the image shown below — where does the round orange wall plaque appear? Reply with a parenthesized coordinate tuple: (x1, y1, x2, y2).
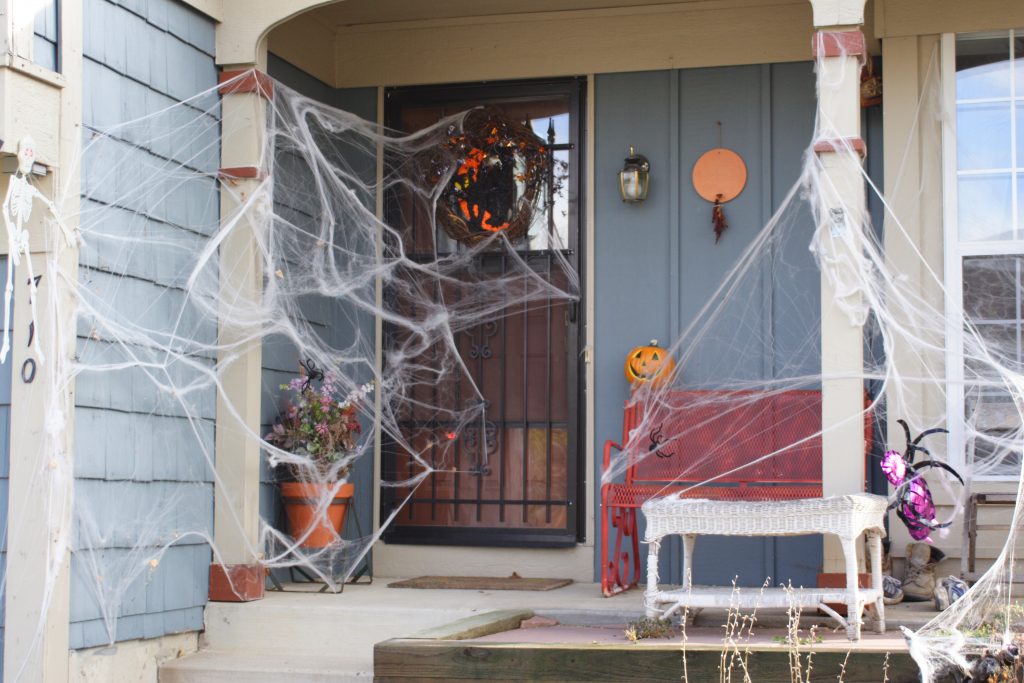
(692, 148, 747, 203)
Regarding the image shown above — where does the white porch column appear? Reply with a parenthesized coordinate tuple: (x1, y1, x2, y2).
(1, 0, 82, 679)
(809, 0, 870, 573)
(209, 52, 271, 601)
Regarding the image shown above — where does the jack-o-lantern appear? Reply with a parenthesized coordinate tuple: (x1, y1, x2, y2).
(624, 340, 676, 387)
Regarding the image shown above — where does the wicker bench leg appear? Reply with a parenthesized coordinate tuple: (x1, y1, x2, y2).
(867, 530, 885, 633)
(841, 535, 862, 641)
(644, 538, 662, 619)
(681, 534, 696, 588)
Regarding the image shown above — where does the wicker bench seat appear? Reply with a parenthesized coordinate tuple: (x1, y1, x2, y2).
(642, 493, 888, 640)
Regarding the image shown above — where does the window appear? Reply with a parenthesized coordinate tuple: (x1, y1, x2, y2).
(946, 31, 1024, 476)
(386, 80, 580, 257)
(32, 0, 59, 72)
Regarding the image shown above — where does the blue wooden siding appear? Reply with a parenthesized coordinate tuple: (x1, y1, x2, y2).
(594, 63, 881, 587)
(72, 0, 217, 650)
(261, 55, 377, 574)
(33, 0, 59, 72)
(0, 259, 11, 676)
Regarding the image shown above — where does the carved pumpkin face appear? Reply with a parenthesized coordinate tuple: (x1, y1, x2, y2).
(624, 340, 676, 387)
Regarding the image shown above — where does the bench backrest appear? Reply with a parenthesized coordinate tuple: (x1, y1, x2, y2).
(623, 389, 829, 488)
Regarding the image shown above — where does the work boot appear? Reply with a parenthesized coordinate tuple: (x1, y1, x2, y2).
(903, 542, 945, 602)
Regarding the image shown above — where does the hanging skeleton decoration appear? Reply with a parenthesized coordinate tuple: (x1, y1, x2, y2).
(1, 137, 78, 363)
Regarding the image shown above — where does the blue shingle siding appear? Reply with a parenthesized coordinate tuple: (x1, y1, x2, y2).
(0, 259, 11, 676)
(73, 0, 217, 650)
(33, 0, 59, 72)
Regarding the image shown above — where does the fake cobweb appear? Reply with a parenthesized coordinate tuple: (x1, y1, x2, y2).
(5, 39, 1022, 682)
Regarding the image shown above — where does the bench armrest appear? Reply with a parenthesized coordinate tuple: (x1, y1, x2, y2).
(602, 439, 624, 476)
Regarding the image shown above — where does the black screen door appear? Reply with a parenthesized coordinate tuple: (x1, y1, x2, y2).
(382, 78, 585, 547)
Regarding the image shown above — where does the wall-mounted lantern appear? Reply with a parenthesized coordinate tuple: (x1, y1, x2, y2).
(618, 147, 650, 203)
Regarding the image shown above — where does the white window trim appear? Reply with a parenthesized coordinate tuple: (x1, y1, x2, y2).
(942, 30, 1023, 481)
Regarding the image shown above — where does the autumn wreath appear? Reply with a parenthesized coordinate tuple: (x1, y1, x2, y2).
(420, 107, 549, 246)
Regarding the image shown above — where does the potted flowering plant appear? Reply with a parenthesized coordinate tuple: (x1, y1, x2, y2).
(266, 370, 373, 548)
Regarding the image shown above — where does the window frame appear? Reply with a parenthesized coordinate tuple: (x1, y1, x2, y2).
(942, 30, 1024, 481)
(31, 0, 60, 73)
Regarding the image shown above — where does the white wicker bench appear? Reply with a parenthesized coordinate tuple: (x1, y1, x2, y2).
(641, 493, 888, 640)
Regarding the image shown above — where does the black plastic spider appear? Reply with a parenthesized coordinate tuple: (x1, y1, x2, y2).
(298, 358, 325, 392)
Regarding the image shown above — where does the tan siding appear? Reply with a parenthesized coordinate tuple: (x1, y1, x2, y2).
(876, 0, 1024, 38)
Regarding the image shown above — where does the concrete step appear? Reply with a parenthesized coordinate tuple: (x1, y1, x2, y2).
(159, 651, 372, 683)
(198, 580, 640, 655)
(201, 596, 477, 656)
(169, 582, 643, 681)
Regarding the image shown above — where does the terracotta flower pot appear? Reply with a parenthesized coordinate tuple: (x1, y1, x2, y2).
(280, 481, 355, 548)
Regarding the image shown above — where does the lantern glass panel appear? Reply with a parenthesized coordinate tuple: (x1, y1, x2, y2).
(620, 167, 649, 202)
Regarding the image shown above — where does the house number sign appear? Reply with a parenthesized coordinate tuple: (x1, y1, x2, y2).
(20, 274, 41, 384)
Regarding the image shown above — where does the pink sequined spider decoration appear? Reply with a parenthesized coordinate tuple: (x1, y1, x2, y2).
(881, 419, 964, 543)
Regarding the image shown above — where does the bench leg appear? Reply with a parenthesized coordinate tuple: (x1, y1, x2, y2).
(602, 502, 641, 596)
(867, 530, 885, 634)
(682, 534, 696, 589)
(841, 535, 862, 641)
(644, 538, 662, 619)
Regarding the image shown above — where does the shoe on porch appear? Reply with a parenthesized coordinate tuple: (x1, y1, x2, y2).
(883, 574, 904, 605)
(933, 575, 968, 611)
(903, 542, 946, 602)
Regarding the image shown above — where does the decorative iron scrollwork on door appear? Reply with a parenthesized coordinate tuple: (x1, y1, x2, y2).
(465, 320, 498, 360)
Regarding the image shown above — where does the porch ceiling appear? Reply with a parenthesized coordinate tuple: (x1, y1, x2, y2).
(307, 0, 714, 28)
(269, 0, 816, 88)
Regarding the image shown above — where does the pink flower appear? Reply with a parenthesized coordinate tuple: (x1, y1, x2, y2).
(288, 405, 298, 418)
(315, 422, 329, 436)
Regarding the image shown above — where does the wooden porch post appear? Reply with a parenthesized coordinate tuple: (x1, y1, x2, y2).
(0, 0, 81, 678)
(209, 49, 271, 601)
(809, 0, 871, 573)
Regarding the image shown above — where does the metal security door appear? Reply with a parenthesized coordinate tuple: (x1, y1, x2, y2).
(383, 79, 584, 547)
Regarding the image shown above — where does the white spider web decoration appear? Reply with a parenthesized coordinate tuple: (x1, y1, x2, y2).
(5, 47, 1022, 681)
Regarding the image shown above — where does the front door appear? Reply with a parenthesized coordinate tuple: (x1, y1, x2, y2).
(382, 79, 585, 547)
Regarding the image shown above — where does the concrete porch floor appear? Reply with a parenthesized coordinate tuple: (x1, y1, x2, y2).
(158, 580, 941, 682)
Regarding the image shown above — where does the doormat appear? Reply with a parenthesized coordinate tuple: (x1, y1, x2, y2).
(388, 575, 573, 591)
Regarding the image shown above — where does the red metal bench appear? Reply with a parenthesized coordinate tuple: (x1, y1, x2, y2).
(600, 389, 871, 596)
